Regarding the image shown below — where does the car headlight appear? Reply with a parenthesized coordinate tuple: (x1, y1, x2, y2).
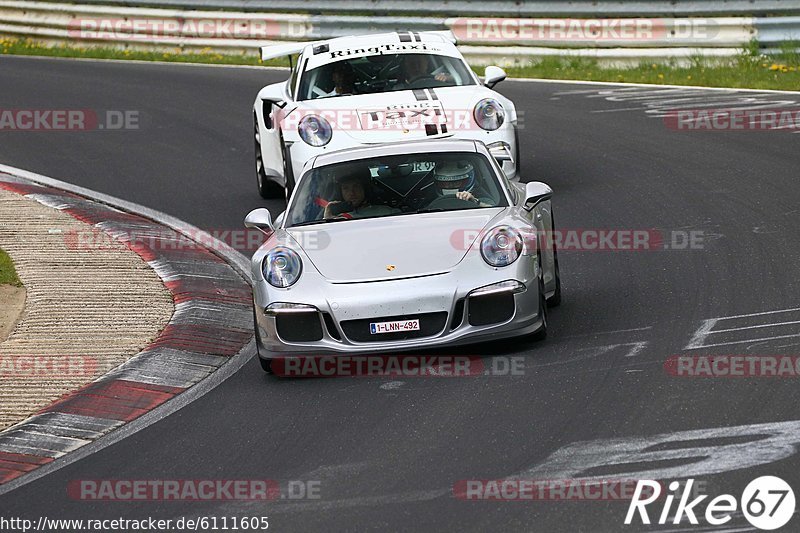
(298, 115, 332, 147)
(473, 98, 505, 131)
(481, 226, 523, 267)
(262, 247, 303, 287)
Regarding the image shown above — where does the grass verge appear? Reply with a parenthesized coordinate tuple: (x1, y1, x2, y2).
(504, 44, 800, 91)
(1, 37, 798, 90)
(0, 248, 22, 287)
(0, 38, 288, 67)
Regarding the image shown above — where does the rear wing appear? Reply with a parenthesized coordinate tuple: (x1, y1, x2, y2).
(422, 30, 457, 44)
(260, 42, 312, 62)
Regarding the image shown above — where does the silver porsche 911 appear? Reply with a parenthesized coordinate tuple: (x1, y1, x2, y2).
(245, 139, 561, 372)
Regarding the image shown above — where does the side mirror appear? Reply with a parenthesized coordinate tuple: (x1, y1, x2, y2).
(484, 66, 507, 89)
(524, 181, 552, 211)
(244, 208, 274, 234)
(274, 211, 286, 227)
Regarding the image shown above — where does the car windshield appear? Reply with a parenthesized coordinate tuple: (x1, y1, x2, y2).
(286, 151, 507, 227)
(298, 53, 476, 101)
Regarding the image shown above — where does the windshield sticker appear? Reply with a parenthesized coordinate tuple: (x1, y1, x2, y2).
(329, 43, 440, 59)
(307, 42, 455, 69)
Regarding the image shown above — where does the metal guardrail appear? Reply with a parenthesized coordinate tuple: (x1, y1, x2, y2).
(20, 0, 800, 17)
(0, 1, 797, 66)
(755, 16, 800, 45)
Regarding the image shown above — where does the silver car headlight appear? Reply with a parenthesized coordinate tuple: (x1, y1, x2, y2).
(262, 247, 302, 287)
(298, 115, 332, 147)
(481, 226, 523, 267)
(473, 98, 505, 131)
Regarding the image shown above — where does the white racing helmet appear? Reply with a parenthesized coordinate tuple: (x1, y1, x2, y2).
(434, 161, 475, 195)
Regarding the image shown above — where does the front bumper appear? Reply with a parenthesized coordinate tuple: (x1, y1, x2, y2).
(254, 262, 542, 358)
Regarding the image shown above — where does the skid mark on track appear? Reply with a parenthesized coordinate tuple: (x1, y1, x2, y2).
(530, 341, 652, 373)
(559, 326, 653, 340)
(553, 86, 800, 131)
(514, 419, 800, 482)
(686, 307, 800, 349)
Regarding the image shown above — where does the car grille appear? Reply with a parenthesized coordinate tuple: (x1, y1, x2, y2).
(276, 312, 324, 342)
(468, 292, 515, 326)
(340, 312, 448, 343)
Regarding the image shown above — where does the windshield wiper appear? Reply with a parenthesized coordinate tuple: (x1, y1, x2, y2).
(414, 208, 448, 214)
(290, 218, 351, 228)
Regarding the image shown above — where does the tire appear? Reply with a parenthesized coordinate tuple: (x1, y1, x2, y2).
(513, 126, 522, 177)
(255, 115, 284, 199)
(259, 357, 273, 373)
(530, 257, 548, 341)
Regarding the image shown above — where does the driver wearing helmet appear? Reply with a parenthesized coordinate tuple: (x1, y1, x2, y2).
(433, 161, 493, 207)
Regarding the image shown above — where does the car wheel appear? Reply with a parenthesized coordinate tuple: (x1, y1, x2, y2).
(255, 115, 284, 199)
(514, 126, 521, 176)
(259, 357, 273, 373)
(531, 257, 548, 341)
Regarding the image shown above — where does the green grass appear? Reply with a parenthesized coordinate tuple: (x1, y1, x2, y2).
(1, 37, 799, 90)
(0, 37, 289, 67)
(502, 44, 800, 91)
(0, 248, 22, 287)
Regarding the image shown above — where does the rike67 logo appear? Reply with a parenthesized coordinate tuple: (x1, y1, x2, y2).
(625, 476, 795, 530)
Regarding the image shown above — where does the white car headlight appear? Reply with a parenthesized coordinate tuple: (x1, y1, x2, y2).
(481, 226, 523, 267)
(262, 247, 303, 287)
(298, 115, 332, 147)
(473, 98, 505, 131)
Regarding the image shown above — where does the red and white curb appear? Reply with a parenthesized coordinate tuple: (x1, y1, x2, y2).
(0, 169, 255, 491)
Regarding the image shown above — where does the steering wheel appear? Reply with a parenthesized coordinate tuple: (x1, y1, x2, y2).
(311, 86, 329, 98)
(406, 75, 436, 89)
(371, 168, 438, 209)
(424, 195, 477, 210)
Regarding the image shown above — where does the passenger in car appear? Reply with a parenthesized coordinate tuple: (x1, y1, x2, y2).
(323, 171, 399, 219)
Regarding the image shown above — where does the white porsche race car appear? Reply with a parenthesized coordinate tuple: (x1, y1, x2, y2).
(254, 30, 520, 199)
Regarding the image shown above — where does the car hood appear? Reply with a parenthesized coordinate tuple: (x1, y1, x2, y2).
(287, 208, 505, 282)
(287, 86, 500, 144)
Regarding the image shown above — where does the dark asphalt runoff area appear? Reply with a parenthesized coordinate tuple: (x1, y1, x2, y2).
(1, 55, 800, 532)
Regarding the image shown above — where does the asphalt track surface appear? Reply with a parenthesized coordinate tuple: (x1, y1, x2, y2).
(1, 55, 800, 531)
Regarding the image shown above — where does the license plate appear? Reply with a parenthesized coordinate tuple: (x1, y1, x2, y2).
(370, 319, 420, 334)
